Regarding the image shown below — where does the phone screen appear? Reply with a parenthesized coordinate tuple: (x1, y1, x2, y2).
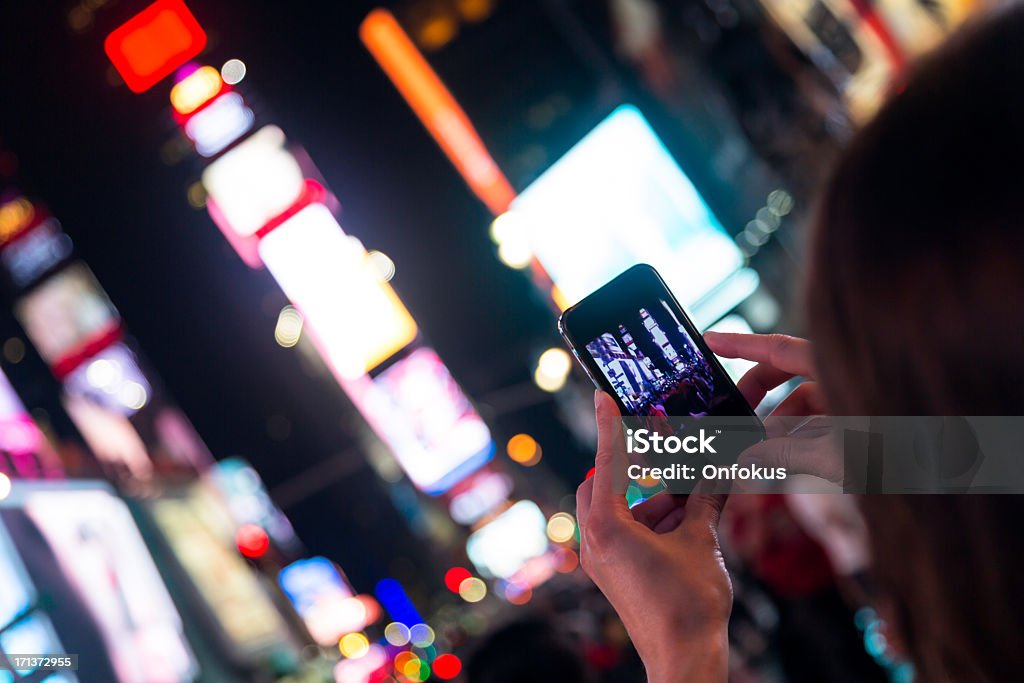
(560, 264, 755, 421)
(584, 299, 723, 417)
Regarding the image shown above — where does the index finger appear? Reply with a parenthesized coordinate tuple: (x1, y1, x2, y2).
(704, 332, 816, 378)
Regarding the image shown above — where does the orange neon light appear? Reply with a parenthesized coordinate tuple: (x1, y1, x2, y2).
(360, 9, 516, 215)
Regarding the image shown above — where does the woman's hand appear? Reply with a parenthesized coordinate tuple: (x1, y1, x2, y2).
(703, 332, 823, 417)
(576, 391, 731, 683)
(703, 332, 843, 486)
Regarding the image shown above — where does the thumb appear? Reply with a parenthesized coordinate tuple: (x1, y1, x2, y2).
(682, 490, 727, 532)
(591, 391, 626, 504)
(740, 435, 837, 482)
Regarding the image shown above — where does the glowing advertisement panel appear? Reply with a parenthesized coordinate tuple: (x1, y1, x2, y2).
(184, 92, 254, 157)
(258, 203, 418, 379)
(150, 492, 292, 656)
(278, 557, 362, 646)
(0, 370, 62, 478)
(257, 202, 490, 494)
(63, 343, 151, 417)
(103, 0, 207, 94)
(0, 521, 73, 681)
(62, 393, 153, 482)
(202, 126, 305, 238)
(14, 263, 119, 375)
(20, 486, 195, 682)
(210, 458, 298, 552)
(0, 215, 73, 289)
(466, 500, 548, 579)
(364, 348, 494, 495)
(509, 105, 743, 309)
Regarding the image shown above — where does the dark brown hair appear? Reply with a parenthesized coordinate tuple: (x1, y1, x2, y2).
(806, 7, 1024, 682)
(807, 6, 1024, 416)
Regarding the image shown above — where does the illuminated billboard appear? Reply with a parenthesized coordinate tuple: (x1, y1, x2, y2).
(359, 348, 494, 495)
(150, 492, 293, 656)
(0, 370, 63, 479)
(258, 203, 418, 379)
(278, 557, 376, 646)
(14, 263, 120, 377)
(0, 215, 73, 289)
(507, 105, 744, 310)
(170, 65, 224, 116)
(209, 458, 298, 552)
(0, 521, 72, 680)
(104, 0, 207, 94)
(63, 343, 151, 417)
(184, 92, 254, 157)
(466, 500, 549, 579)
(20, 485, 196, 682)
(201, 126, 306, 238)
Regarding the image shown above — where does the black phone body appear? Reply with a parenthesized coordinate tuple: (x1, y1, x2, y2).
(558, 264, 757, 420)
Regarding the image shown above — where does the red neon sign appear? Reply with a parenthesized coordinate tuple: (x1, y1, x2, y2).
(104, 0, 207, 94)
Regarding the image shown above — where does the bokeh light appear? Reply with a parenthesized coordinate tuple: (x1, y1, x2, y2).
(488, 211, 519, 244)
(490, 207, 533, 268)
(767, 188, 794, 216)
(506, 433, 541, 467)
(68, 6, 94, 32)
(384, 622, 411, 646)
(394, 651, 418, 671)
(335, 597, 368, 633)
(0, 473, 11, 501)
(458, 577, 487, 603)
(432, 653, 462, 679)
(274, 305, 303, 348)
(118, 381, 149, 411)
(338, 632, 370, 658)
(0, 197, 34, 241)
(417, 13, 457, 51)
(2, 338, 24, 364)
(220, 58, 247, 85)
(456, 0, 494, 22)
(186, 181, 206, 208)
(394, 651, 430, 681)
(546, 512, 577, 543)
(497, 238, 532, 269)
(533, 347, 571, 392)
(235, 524, 270, 558)
(503, 581, 532, 605)
(409, 623, 435, 647)
(444, 566, 472, 593)
(554, 547, 579, 573)
(170, 65, 222, 115)
(368, 250, 396, 281)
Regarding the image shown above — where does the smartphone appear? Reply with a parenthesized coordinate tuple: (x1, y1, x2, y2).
(558, 264, 757, 420)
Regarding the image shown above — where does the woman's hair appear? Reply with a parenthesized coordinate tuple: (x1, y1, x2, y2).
(806, 5, 1024, 416)
(806, 7, 1024, 682)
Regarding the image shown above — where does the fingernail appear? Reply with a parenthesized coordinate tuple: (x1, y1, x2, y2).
(594, 389, 602, 410)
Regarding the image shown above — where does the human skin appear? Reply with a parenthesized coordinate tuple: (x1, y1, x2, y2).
(576, 333, 826, 681)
